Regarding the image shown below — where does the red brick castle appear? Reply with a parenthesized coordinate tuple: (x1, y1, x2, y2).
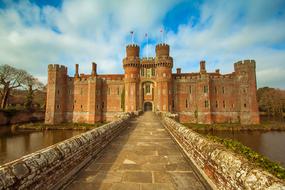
(45, 43, 260, 124)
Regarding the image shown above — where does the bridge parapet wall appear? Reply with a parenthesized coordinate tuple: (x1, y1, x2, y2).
(162, 116, 285, 190)
(0, 113, 131, 190)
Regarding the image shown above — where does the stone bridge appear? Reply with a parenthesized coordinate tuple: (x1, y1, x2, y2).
(0, 112, 284, 190)
(65, 112, 207, 190)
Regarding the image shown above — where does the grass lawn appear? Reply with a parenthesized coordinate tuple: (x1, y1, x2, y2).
(17, 122, 108, 130)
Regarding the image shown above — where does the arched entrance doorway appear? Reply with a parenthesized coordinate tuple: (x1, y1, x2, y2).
(144, 102, 153, 111)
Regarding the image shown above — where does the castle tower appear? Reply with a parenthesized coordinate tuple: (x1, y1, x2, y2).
(197, 60, 212, 124)
(87, 62, 101, 123)
(45, 64, 67, 124)
(155, 43, 173, 112)
(123, 44, 140, 112)
(234, 60, 260, 124)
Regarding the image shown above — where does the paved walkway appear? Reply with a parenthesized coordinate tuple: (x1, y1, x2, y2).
(65, 112, 206, 190)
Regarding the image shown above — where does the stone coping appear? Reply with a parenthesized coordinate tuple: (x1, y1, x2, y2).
(0, 113, 131, 190)
(162, 116, 285, 190)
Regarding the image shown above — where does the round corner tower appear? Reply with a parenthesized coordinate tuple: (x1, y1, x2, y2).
(123, 44, 141, 112)
(155, 43, 173, 112)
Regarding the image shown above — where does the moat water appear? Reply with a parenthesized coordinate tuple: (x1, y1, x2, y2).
(1, 125, 285, 168)
(0, 126, 84, 165)
(200, 130, 285, 167)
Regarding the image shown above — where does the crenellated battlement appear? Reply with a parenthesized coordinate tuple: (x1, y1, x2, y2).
(126, 44, 140, 57)
(234, 59, 256, 68)
(155, 43, 170, 57)
(123, 57, 140, 68)
(155, 56, 173, 68)
(48, 64, 67, 72)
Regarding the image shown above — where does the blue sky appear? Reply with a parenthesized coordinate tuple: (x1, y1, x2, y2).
(0, 0, 285, 88)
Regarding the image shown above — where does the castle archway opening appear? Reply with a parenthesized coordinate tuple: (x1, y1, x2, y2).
(144, 102, 153, 112)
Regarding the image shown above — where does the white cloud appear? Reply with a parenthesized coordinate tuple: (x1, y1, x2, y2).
(0, 0, 179, 83)
(167, 0, 285, 88)
(0, 0, 284, 89)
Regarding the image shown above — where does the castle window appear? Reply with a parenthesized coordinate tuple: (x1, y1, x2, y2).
(222, 87, 225, 94)
(117, 87, 120, 95)
(205, 100, 209, 108)
(223, 101, 226, 108)
(189, 86, 192, 94)
(81, 105, 83, 109)
(146, 69, 151, 77)
(57, 90, 60, 94)
(186, 99, 188, 108)
(204, 86, 208, 93)
(172, 99, 174, 109)
(152, 68, 155, 76)
(244, 103, 247, 108)
(72, 105, 74, 109)
(216, 101, 218, 108)
(141, 68, 144, 76)
(56, 105, 60, 109)
(146, 84, 150, 94)
(232, 104, 234, 108)
(102, 102, 104, 108)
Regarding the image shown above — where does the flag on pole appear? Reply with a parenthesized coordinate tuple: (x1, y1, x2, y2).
(160, 29, 164, 43)
(130, 31, 134, 44)
(145, 33, 148, 58)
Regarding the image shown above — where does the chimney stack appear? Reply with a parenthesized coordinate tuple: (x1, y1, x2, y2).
(176, 68, 181, 74)
(92, 62, 97, 76)
(200, 60, 206, 73)
(75, 64, 79, 78)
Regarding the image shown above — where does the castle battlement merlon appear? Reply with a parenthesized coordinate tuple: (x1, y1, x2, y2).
(48, 64, 67, 72)
(234, 59, 256, 68)
(155, 43, 170, 57)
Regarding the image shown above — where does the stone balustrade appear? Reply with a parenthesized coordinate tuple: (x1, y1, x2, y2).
(0, 113, 131, 190)
(162, 116, 285, 190)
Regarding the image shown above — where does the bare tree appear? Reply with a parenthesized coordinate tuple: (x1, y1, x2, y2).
(0, 64, 29, 109)
(23, 74, 44, 109)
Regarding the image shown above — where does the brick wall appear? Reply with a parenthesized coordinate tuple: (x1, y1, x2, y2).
(162, 115, 285, 189)
(0, 113, 131, 189)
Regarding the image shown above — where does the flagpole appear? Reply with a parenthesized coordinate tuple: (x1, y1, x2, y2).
(146, 33, 149, 58)
(160, 29, 163, 44)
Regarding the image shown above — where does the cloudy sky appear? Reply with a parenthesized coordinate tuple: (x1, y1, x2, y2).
(0, 0, 284, 88)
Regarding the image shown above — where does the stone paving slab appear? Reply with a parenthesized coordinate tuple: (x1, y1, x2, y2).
(65, 112, 206, 190)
